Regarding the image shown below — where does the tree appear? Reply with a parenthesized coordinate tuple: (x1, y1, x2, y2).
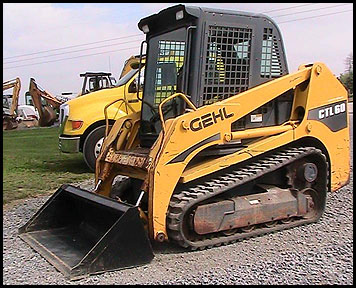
(339, 53, 353, 99)
(344, 52, 353, 74)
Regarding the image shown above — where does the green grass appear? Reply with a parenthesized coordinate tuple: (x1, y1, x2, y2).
(3, 127, 93, 205)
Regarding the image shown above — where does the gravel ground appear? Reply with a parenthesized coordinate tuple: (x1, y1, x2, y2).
(3, 114, 353, 285)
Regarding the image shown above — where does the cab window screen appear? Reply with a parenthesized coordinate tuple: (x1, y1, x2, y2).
(202, 25, 252, 106)
(261, 28, 283, 78)
(154, 40, 185, 106)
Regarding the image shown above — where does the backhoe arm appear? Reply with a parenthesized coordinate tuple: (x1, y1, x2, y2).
(3, 77, 21, 116)
(29, 78, 64, 127)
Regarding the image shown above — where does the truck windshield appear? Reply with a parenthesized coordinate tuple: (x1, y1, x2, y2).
(116, 68, 139, 87)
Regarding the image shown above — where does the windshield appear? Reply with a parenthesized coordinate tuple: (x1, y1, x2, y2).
(140, 27, 187, 140)
(25, 93, 33, 106)
(115, 68, 139, 87)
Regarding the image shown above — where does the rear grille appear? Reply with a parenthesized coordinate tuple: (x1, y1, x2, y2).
(59, 104, 69, 129)
(59, 108, 65, 124)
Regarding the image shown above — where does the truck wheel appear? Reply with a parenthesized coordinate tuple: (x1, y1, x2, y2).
(83, 125, 108, 171)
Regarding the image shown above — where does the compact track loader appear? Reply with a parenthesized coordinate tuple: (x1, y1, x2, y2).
(19, 5, 350, 280)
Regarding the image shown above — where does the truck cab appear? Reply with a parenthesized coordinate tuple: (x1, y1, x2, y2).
(59, 66, 144, 171)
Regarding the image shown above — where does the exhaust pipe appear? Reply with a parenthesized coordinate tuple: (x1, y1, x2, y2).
(18, 184, 154, 280)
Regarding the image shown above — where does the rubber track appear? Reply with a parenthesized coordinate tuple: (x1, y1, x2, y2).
(167, 146, 328, 250)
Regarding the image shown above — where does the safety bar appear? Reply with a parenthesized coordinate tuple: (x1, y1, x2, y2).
(104, 98, 137, 137)
(137, 40, 147, 102)
(158, 92, 197, 134)
(230, 123, 294, 141)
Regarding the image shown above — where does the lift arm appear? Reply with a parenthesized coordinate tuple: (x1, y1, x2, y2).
(3, 77, 21, 117)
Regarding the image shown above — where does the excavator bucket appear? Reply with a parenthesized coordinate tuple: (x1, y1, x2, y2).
(18, 184, 154, 280)
(38, 106, 57, 127)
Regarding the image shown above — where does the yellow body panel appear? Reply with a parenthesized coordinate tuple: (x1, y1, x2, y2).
(292, 64, 350, 191)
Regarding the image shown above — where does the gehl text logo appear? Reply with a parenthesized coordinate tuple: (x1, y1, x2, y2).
(190, 107, 234, 131)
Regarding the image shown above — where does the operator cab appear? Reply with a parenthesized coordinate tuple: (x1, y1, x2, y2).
(3, 94, 12, 110)
(137, 4, 290, 147)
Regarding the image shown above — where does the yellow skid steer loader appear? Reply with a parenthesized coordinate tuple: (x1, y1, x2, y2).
(19, 5, 350, 280)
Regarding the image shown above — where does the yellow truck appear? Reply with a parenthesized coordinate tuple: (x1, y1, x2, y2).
(58, 62, 144, 170)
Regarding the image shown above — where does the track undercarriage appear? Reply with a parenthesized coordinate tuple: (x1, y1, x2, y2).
(166, 146, 328, 250)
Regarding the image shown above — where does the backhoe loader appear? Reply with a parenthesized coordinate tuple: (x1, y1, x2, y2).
(29, 78, 65, 127)
(3, 77, 21, 130)
(119, 55, 145, 78)
(19, 5, 350, 280)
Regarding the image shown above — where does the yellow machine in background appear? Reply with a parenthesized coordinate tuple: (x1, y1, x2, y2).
(29, 78, 65, 127)
(77, 72, 117, 97)
(19, 5, 350, 280)
(3, 77, 21, 130)
(119, 55, 144, 79)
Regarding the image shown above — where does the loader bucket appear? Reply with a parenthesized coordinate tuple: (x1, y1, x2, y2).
(18, 184, 154, 280)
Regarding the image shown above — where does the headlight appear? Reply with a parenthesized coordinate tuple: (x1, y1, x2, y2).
(176, 10, 184, 20)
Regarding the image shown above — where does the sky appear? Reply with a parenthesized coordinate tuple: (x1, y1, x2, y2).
(3, 3, 353, 104)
